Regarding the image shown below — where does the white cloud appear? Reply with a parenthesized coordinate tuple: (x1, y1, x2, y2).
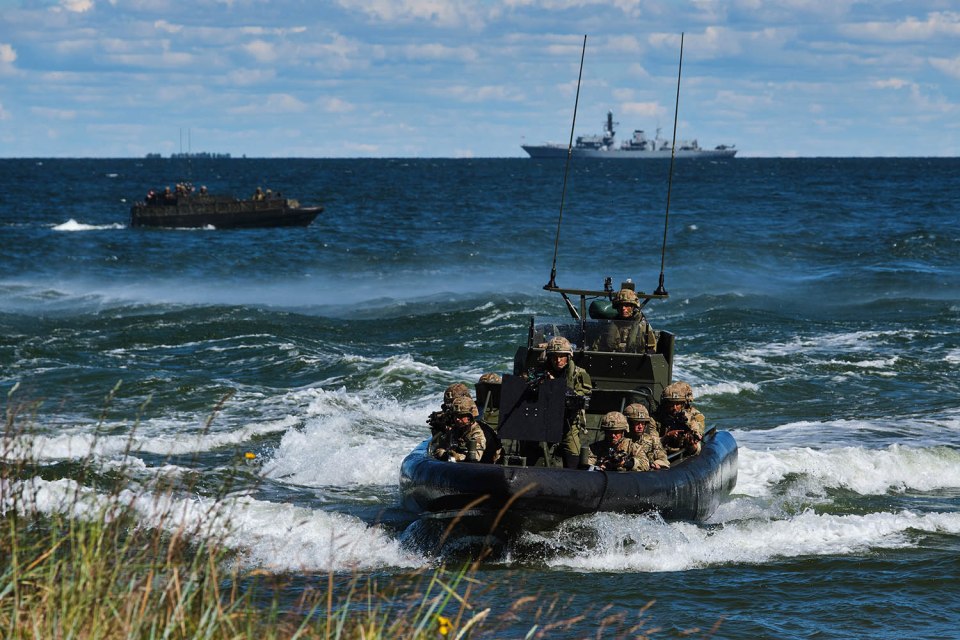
(840, 11, 960, 42)
(0, 101, 9, 120)
(336, 0, 487, 28)
(928, 55, 960, 80)
(31, 107, 78, 120)
(873, 78, 913, 90)
(0, 43, 16, 64)
(323, 97, 354, 113)
(620, 101, 664, 119)
(226, 68, 277, 86)
(229, 93, 307, 115)
(400, 43, 479, 62)
(58, 0, 94, 13)
(244, 40, 278, 63)
(445, 84, 523, 103)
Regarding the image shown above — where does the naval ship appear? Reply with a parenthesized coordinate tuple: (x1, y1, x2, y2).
(521, 110, 736, 159)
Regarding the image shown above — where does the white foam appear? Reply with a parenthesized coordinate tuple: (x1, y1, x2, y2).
(735, 444, 960, 498)
(262, 387, 427, 487)
(11, 416, 298, 462)
(52, 219, 125, 231)
(544, 509, 960, 573)
(8, 477, 423, 572)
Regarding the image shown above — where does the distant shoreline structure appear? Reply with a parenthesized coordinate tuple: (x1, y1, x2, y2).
(145, 152, 234, 159)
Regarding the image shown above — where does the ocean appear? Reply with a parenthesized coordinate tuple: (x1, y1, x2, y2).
(1, 156, 959, 638)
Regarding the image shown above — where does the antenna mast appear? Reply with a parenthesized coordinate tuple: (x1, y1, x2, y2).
(545, 34, 587, 291)
(655, 32, 684, 297)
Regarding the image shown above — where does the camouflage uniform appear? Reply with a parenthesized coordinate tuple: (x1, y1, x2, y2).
(655, 381, 705, 455)
(475, 372, 501, 429)
(586, 412, 645, 471)
(598, 288, 657, 353)
(431, 397, 487, 462)
(535, 337, 592, 465)
(426, 382, 472, 436)
(624, 403, 670, 470)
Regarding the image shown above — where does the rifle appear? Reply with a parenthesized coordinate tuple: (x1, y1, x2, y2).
(667, 426, 716, 462)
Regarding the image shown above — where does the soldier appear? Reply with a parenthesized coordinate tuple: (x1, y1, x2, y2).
(586, 411, 645, 471)
(655, 381, 705, 455)
(475, 372, 501, 428)
(426, 382, 473, 436)
(531, 336, 592, 469)
(598, 288, 657, 353)
(623, 403, 670, 470)
(430, 396, 487, 462)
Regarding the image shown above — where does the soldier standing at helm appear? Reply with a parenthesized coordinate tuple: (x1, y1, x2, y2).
(530, 336, 592, 469)
(426, 382, 473, 437)
(586, 411, 645, 471)
(655, 381, 705, 455)
(598, 288, 657, 352)
(430, 396, 487, 462)
(624, 403, 670, 470)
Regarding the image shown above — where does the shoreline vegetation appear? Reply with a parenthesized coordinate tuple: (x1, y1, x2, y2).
(2, 385, 722, 638)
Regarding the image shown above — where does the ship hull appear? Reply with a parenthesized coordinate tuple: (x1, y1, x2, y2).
(400, 429, 738, 531)
(130, 197, 322, 229)
(522, 144, 737, 159)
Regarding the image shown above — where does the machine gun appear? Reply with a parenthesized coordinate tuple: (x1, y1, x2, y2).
(597, 446, 630, 471)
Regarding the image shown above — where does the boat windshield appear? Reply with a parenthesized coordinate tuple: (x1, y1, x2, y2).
(531, 317, 652, 353)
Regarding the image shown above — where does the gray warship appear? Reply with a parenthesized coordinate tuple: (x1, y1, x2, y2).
(522, 110, 736, 159)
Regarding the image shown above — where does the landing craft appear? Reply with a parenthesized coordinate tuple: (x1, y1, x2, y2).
(399, 34, 738, 536)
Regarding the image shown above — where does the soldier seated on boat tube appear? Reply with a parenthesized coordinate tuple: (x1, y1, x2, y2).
(525, 336, 592, 469)
(586, 412, 646, 471)
(430, 396, 486, 463)
(655, 381, 705, 455)
(623, 403, 670, 470)
(597, 288, 657, 353)
(426, 382, 474, 437)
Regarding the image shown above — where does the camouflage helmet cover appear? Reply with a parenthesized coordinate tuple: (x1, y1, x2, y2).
(612, 288, 640, 309)
(661, 382, 688, 404)
(443, 382, 472, 405)
(478, 372, 502, 385)
(545, 336, 573, 356)
(451, 396, 477, 417)
(674, 381, 695, 403)
(600, 411, 629, 431)
(623, 403, 652, 422)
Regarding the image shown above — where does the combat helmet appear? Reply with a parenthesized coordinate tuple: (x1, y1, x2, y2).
(443, 382, 471, 405)
(600, 411, 629, 432)
(478, 372, 502, 385)
(623, 403, 652, 423)
(661, 382, 688, 404)
(545, 336, 573, 356)
(612, 288, 640, 309)
(451, 396, 477, 418)
(674, 381, 695, 403)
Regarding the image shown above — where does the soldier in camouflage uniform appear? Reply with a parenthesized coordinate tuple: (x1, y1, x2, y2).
(623, 403, 670, 470)
(597, 288, 657, 353)
(586, 411, 646, 471)
(430, 396, 487, 462)
(475, 372, 501, 429)
(655, 381, 705, 455)
(533, 336, 592, 468)
(426, 382, 473, 436)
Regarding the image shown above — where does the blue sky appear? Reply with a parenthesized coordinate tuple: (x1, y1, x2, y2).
(1, 0, 958, 158)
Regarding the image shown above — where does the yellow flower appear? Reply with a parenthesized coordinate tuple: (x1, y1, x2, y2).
(436, 614, 452, 637)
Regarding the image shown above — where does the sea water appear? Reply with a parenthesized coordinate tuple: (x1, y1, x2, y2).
(1, 157, 959, 638)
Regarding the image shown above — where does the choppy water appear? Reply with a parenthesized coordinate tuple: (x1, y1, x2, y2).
(2, 157, 959, 638)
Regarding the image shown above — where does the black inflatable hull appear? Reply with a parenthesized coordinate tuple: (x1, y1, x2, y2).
(400, 430, 738, 529)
